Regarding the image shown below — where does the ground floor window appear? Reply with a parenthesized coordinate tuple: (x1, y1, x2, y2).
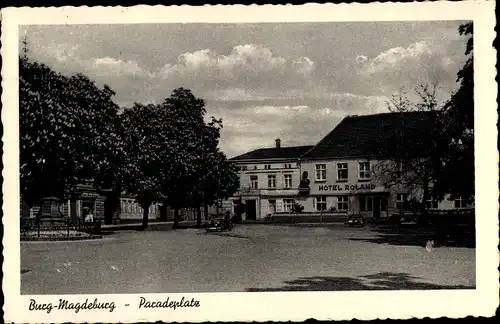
(426, 196, 439, 209)
(283, 199, 294, 213)
(337, 196, 348, 211)
(316, 196, 327, 211)
(396, 193, 408, 210)
(268, 199, 276, 213)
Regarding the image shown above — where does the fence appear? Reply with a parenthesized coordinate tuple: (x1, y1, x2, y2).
(20, 218, 102, 239)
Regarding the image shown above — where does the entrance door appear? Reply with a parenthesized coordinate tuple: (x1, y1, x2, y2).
(373, 197, 381, 219)
(245, 200, 257, 220)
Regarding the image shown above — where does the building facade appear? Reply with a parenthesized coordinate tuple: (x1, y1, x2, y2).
(228, 139, 313, 220)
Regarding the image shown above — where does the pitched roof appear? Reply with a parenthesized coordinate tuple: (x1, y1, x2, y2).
(230, 145, 314, 161)
(301, 111, 438, 160)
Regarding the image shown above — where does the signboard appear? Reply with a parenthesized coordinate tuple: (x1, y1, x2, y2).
(318, 183, 376, 192)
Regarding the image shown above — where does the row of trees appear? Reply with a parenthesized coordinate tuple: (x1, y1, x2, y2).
(20, 53, 239, 229)
(374, 22, 474, 223)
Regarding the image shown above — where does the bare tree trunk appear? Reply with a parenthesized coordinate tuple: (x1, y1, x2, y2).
(141, 203, 150, 230)
(70, 197, 78, 225)
(204, 204, 209, 220)
(173, 207, 180, 229)
(196, 206, 202, 227)
(418, 181, 429, 227)
(159, 204, 167, 221)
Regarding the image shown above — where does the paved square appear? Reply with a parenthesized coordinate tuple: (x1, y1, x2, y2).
(21, 225, 475, 294)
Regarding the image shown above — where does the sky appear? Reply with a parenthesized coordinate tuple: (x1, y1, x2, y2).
(20, 21, 470, 158)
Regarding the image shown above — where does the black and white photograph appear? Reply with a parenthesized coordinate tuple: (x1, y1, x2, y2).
(2, 2, 498, 323)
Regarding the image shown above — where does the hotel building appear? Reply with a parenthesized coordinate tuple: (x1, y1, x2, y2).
(228, 111, 473, 220)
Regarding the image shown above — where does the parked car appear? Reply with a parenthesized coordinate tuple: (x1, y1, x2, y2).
(205, 217, 224, 232)
(345, 214, 365, 227)
(205, 214, 233, 232)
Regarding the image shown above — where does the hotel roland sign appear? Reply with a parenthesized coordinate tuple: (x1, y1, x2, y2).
(318, 183, 376, 192)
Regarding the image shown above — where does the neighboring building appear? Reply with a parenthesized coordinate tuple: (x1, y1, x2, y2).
(227, 139, 314, 220)
(119, 195, 162, 221)
(20, 185, 163, 224)
(21, 185, 216, 223)
(298, 111, 473, 220)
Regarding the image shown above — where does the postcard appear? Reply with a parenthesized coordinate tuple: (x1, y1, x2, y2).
(2, 2, 498, 323)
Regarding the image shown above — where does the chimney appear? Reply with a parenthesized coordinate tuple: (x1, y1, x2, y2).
(275, 138, 281, 148)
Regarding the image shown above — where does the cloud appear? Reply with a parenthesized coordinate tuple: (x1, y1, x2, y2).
(359, 41, 433, 75)
(356, 41, 461, 98)
(92, 57, 152, 77)
(35, 43, 152, 79)
(156, 44, 315, 89)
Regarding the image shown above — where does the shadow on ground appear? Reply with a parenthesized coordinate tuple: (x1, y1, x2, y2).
(246, 272, 475, 291)
(348, 225, 475, 248)
(196, 232, 250, 239)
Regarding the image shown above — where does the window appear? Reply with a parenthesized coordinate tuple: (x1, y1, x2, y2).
(268, 200, 276, 213)
(396, 193, 408, 210)
(284, 174, 293, 188)
(284, 163, 292, 169)
(315, 164, 327, 181)
(250, 176, 258, 189)
(316, 196, 327, 211)
(240, 165, 247, 171)
(426, 196, 439, 209)
(283, 199, 294, 213)
(337, 196, 348, 211)
(360, 196, 373, 212)
(264, 164, 271, 169)
(359, 162, 371, 179)
(253, 165, 258, 170)
(268, 175, 276, 188)
(454, 196, 469, 209)
(337, 163, 348, 181)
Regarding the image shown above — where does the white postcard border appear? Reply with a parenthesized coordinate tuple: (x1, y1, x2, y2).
(2, 2, 498, 323)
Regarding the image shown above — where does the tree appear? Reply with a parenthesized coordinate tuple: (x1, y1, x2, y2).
(373, 84, 445, 225)
(156, 88, 206, 229)
(19, 55, 122, 209)
(198, 151, 240, 225)
(157, 88, 239, 229)
(434, 22, 474, 201)
(120, 103, 170, 229)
